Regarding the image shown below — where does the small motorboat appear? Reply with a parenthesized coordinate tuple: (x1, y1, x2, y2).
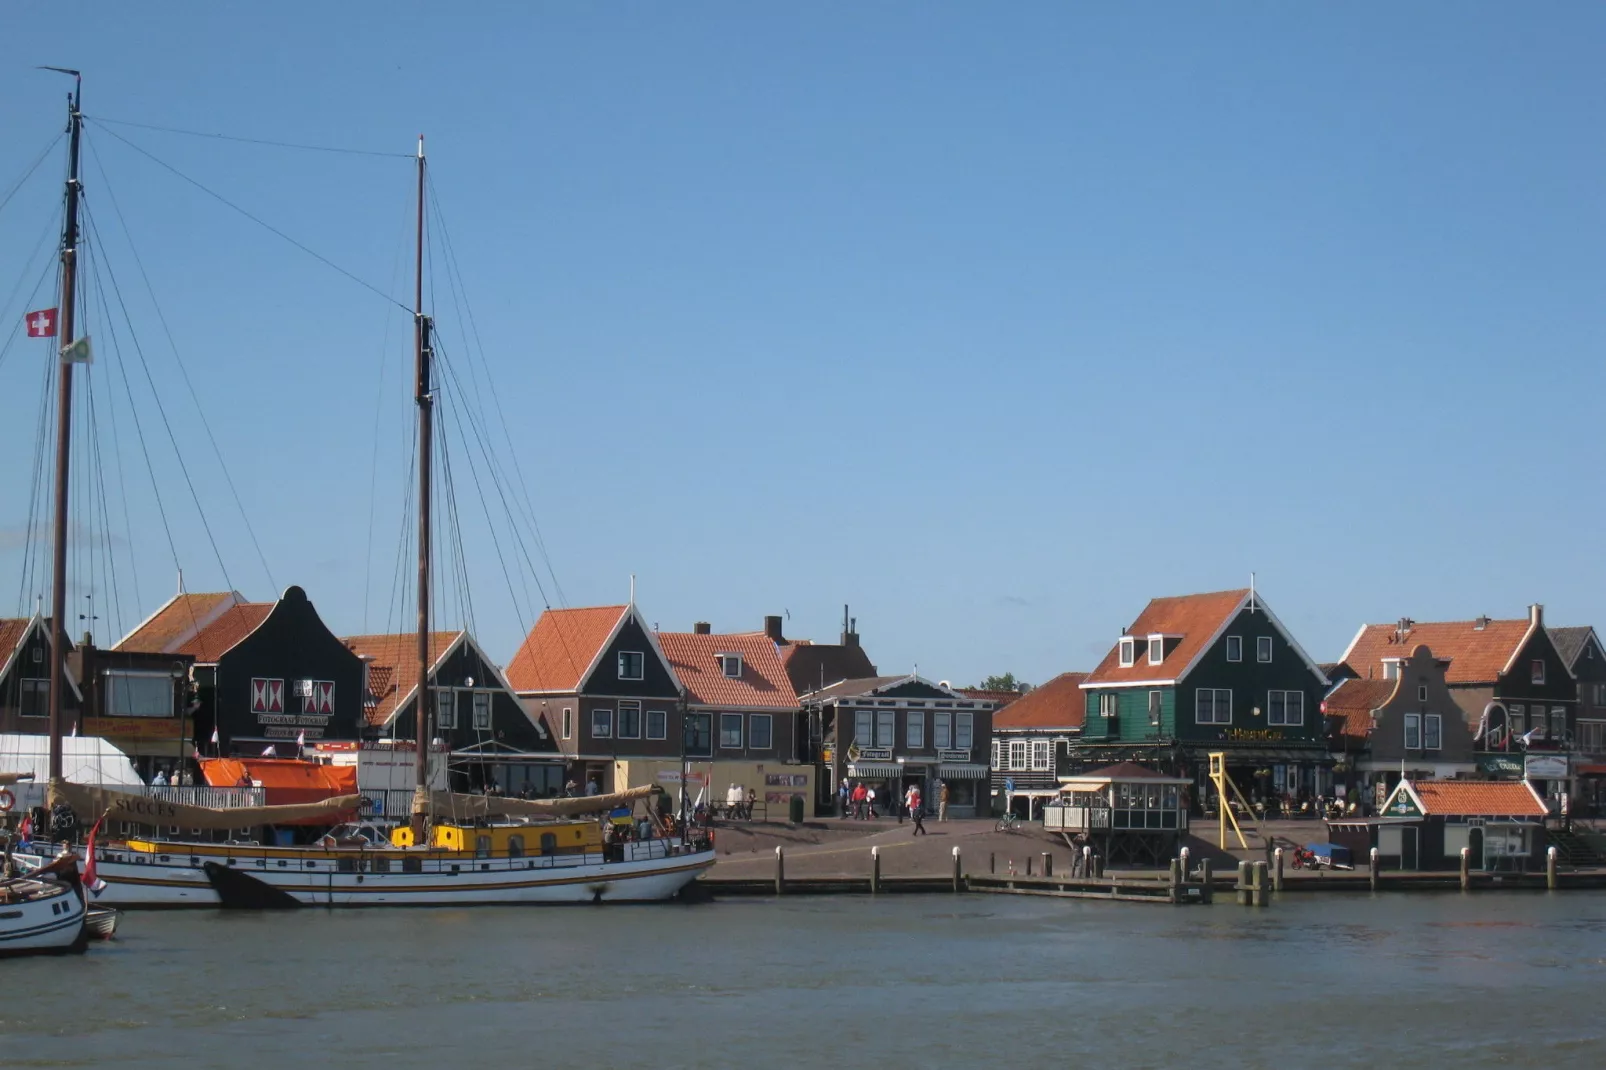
(0, 855, 88, 957)
(85, 904, 120, 940)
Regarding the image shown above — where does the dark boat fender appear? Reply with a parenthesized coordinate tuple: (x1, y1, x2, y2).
(202, 862, 304, 910)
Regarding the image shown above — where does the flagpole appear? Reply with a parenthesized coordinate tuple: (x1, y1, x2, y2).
(409, 134, 434, 842)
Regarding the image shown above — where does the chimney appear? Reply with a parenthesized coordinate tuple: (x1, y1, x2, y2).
(1529, 603, 1544, 628)
(763, 615, 784, 643)
(1474, 615, 1490, 631)
(693, 621, 711, 635)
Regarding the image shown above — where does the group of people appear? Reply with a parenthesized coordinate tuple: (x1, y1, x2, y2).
(840, 779, 951, 826)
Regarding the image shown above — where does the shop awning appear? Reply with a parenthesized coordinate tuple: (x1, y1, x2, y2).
(848, 762, 904, 778)
(938, 763, 990, 779)
(1578, 764, 1606, 776)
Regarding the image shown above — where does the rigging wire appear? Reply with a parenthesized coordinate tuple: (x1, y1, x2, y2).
(85, 119, 411, 312)
(83, 115, 415, 159)
(85, 133, 278, 595)
(14, 273, 62, 618)
(0, 131, 64, 220)
(0, 210, 65, 376)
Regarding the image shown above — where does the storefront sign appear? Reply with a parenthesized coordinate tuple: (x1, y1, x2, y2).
(1225, 729, 1285, 742)
(857, 747, 894, 762)
(1477, 755, 1524, 777)
(656, 770, 709, 785)
(936, 749, 970, 762)
(82, 717, 182, 740)
(1524, 755, 1569, 780)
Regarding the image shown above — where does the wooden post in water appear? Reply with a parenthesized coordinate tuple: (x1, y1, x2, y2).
(1041, 852, 1052, 877)
(775, 845, 785, 896)
(1025, 855, 1033, 877)
(1199, 858, 1214, 904)
(1369, 847, 1380, 892)
(1082, 845, 1092, 878)
(1179, 845, 1190, 878)
(1547, 845, 1558, 891)
(1236, 860, 1251, 905)
(871, 845, 880, 894)
(989, 851, 995, 875)
(952, 846, 962, 893)
(1273, 847, 1284, 892)
(1459, 846, 1470, 892)
(1168, 858, 1182, 904)
(1251, 861, 1269, 907)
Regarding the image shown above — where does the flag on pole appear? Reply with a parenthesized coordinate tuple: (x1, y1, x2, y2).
(261, 745, 276, 757)
(60, 335, 93, 364)
(296, 730, 306, 748)
(84, 815, 108, 896)
(210, 727, 220, 745)
(25, 308, 57, 337)
(17, 814, 32, 844)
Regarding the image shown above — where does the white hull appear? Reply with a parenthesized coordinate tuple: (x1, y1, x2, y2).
(53, 842, 714, 907)
(0, 880, 87, 956)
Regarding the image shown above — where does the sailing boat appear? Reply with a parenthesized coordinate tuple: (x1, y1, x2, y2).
(47, 136, 716, 907)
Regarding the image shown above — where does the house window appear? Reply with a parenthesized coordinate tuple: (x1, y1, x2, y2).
(1424, 713, 1441, 750)
(1226, 636, 1242, 663)
(854, 710, 873, 745)
(617, 651, 644, 681)
(436, 689, 457, 730)
(1579, 721, 1606, 752)
(1008, 740, 1028, 771)
(1595, 684, 1606, 707)
(1551, 707, 1568, 740)
(473, 692, 491, 730)
(646, 709, 667, 740)
(1383, 661, 1400, 681)
(934, 711, 952, 750)
(750, 714, 773, 750)
(1148, 638, 1163, 665)
(1196, 689, 1231, 725)
(720, 713, 743, 749)
(1509, 704, 1526, 738)
(1257, 637, 1273, 663)
(1119, 638, 1135, 668)
(1031, 740, 1050, 771)
(617, 701, 642, 739)
(1531, 659, 1545, 685)
(1417, 685, 1428, 703)
(719, 654, 743, 679)
(906, 711, 925, 749)
(1404, 713, 1421, 750)
(1099, 693, 1119, 720)
(683, 712, 712, 756)
(876, 710, 896, 747)
(955, 712, 974, 749)
(1148, 690, 1162, 726)
(19, 678, 48, 718)
(591, 708, 613, 739)
(561, 707, 572, 740)
(1267, 690, 1304, 727)
(991, 739, 1001, 769)
(104, 672, 173, 717)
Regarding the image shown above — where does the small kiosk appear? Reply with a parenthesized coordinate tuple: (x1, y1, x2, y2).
(1333, 779, 1549, 872)
(1044, 762, 1191, 865)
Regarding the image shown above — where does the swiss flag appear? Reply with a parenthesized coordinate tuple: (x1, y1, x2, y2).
(25, 308, 58, 338)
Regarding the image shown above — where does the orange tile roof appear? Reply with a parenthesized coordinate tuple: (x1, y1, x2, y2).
(343, 631, 463, 726)
(994, 672, 1088, 731)
(1411, 780, 1547, 817)
(958, 688, 1025, 708)
(1322, 678, 1396, 744)
(115, 592, 241, 654)
(505, 605, 628, 693)
(1342, 619, 1533, 685)
(1083, 589, 1249, 686)
(172, 602, 274, 662)
(0, 618, 30, 663)
(657, 630, 797, 709)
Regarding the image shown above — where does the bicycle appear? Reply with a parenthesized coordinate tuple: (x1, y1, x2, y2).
(995, 811, 1023, 833)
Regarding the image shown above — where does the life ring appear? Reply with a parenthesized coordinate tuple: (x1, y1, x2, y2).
(0, 789, 14, 812)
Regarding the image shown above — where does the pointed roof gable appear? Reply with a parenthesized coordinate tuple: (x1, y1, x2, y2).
(1322, 677, 1398, 745)
(506, 605, 674, 694)
(994, 672, 1088, 731)
(342, 630, 465, 726)
(1340, 617, 1539, 685)
(1548, 626, 1599, 671)
(0, 615, 83, 700)
(115, 591, 245, 655)
(657, 629, 798, 710)
(1383, 778, 1547, 819)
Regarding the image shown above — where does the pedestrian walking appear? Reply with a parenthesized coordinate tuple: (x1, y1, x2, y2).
(852, 782, 868, 819)
(839, 779, 851, 818)
(938, 781, 950, 822)
(866, 787, 878, 819)
(909, 786, 926, 836)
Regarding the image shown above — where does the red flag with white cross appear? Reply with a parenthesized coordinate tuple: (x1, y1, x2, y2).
(25, 308, 58, 337)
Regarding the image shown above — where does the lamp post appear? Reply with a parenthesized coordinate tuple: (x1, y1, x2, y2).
(172, 661, 189, 785)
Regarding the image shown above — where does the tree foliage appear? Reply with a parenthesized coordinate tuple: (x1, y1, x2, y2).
(977, 672, 1031, 693)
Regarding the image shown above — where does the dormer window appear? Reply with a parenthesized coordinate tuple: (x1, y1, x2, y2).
(719, 654, 743, 679)
(1382, 659, 1401, 681)
(617, 651, 644, 681)
(1118, 638, 1135, 668)
(1147, 637, 1163, 666)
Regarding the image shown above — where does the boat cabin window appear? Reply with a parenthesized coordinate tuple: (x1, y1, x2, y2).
(540, 832, 558, 855)
(402, 857, 423, 874)
(371, 856, 391, 873)
(475, 835, 492, 858)
(507, 835, 525, 858)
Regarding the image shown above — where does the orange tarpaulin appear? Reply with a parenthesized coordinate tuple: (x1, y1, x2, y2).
(201, 758, 358, 824)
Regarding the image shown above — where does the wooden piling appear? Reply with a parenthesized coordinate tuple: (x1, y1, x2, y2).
(952, 846, 962, 893)
(1179, 845, 1190, 877)
(1251, 861, 1269, 907)
(1369, 847, 1380, 892)
(775, 845, 785, 896)
(1236, 860, 1251, 905)
(1273, 847, 1284, 892)
(1459, 846, 1470, 892)
(871, 845, 880, 895)
(989, 851, 995, 875)
(1547, 845, 1558, 891)
(1026, 855, 1034, 877)
(1199, 858, 1214, 904)
(1041, 852, 1053, 877)
(1168, 858, 1182, 904)
(1082, 845, 1092, 878)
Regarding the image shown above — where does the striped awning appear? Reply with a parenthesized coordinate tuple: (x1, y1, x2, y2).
(938, 763, 990, 779)
(848, 763, 904, 778)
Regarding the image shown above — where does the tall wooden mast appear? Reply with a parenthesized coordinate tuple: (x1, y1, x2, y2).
(410, 136, 434, 837)
(47, 71, 83, 785)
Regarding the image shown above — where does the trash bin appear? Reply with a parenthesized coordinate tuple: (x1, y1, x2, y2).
(789, 794, 805, 825)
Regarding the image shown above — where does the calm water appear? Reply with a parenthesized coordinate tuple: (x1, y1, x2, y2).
(5, 893, 1606, 1068)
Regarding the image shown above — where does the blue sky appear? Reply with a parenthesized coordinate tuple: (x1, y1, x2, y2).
(0, 3, 1602, 684)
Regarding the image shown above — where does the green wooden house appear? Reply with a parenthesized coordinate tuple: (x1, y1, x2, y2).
(1075, 588, 1331, 811)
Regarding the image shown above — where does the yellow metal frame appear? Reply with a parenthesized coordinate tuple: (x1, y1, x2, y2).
(1207, 752, 1259, 850)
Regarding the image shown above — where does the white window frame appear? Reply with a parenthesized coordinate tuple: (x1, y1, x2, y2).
(103, 670, 174, 718)
(617, 650, 644, 681)
(1404, 713, 1421, 750)
(1148, 689, 1162, 726)
(1030, 739, 1050, 772)
(1100, 692, 1119, 720)
(561, 706, 573, 740)
(955, 712, 974, 749)
(436, 689, 457, 730)
(1424, 713, 1441, 751)
(472, 691, 491, 730)
(1578, 721, 1606, 752)
(1196, 688, 1231, 725)
(855, 710, 873, 745)
(1531, 659, 1546, 685)
(876, 710, 896, 747)
(991, 739, 1001, 770)
(1417, 685, 1428, 703)
(719, 712, 743, 749)
(933, 711, 952, 750)
(1008, 740, 1028, 771)
(906, 711, 924, 749)
(1226, 636, 1242, 663)
(719, 654, 743, 679)
(749, 713, 773, 750)
(1257, 636, 1273, 663)
(1119, 638, 1135, 668)
(1267, 690, 1304, 727)
(646, 708, 667, 740)
(591, 708, 613, 739)
(616, 700, 642, 739)
(1147, 637, 1163, 666)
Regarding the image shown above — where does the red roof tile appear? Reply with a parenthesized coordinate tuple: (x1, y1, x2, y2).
(115, 592, 242, 654)
(958, 688, 1025, 708)
(343, 631, 463, 726)
(1083, 589, 1250, 686)
(994, 673, 1088, 731)
(1322, 678, 1396, 745)
(658, 630, 797, 709)
(172, 603, 274, 661)
(1342, 619, 1533, 685)
(0, 618, 30, 664)
(505, 606, 628, 693)
(1410, 780, 1547, 817)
